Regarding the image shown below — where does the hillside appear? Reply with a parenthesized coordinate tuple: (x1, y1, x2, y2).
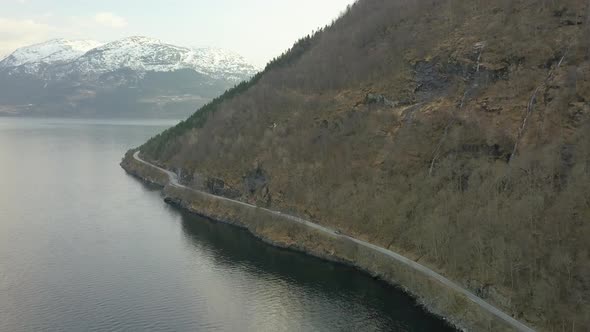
(132, 0, 590, 329)
(0, 37, 257, 118)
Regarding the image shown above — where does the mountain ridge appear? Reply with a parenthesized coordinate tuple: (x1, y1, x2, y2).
(0, 36, 258, 118)
(0, 36, 257, 82)
(0, 39, 103, 69)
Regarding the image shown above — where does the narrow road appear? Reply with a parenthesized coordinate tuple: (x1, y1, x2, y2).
(132, 151, 535, 332)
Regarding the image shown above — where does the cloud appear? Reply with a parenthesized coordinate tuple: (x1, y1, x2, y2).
(0, 18, 55, 55)
(94, 12, 128, 28)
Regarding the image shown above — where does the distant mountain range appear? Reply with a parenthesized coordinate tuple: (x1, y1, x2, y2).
(0, 36, 258, 118)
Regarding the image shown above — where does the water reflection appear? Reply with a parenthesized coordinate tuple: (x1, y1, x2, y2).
(174, 207, 456, 331)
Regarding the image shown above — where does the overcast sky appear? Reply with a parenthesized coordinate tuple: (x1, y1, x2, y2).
(0, 0, 356, 67)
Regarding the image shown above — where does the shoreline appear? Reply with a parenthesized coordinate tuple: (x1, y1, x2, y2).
(121, 149, 536, 332)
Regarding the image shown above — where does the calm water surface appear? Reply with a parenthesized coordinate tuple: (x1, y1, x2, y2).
(0, 118, 455, 331)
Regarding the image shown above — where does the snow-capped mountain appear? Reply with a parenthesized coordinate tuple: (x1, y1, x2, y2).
(0, 37, 258, 118)
(67, 36, 256, 81)
(0, 39, 103, 74)
(0, 36, 257, 82)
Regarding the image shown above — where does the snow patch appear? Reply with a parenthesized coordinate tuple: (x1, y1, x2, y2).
(0, 36, 258, 82)
(0, 39, 103, 68)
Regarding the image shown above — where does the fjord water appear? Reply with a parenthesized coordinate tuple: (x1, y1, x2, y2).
(0, 118, 454, 332)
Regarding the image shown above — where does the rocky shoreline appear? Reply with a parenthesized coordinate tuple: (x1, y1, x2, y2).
(121, 150, 530, 332)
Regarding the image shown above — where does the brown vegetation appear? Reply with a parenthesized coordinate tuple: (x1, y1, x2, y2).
(136, 0, 590, 330)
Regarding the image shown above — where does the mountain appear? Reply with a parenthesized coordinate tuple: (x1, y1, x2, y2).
(0, 37, 257, 118)
(125, 0, 590, 330)
(64, 36, 256, 81)
(0, 39, 103, 72)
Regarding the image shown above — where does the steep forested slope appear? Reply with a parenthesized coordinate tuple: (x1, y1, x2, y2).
(135, 0, 590, 329)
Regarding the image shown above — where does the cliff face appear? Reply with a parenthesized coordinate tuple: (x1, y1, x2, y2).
(133, 0, 590, 329)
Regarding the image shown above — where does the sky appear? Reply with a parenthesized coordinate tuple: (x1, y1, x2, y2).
(0, 0, 356, 67)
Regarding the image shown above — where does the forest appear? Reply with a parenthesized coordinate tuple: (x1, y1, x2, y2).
(138, 0, 590, 329)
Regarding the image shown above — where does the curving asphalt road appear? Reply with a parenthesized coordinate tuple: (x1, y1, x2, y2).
(132, 151, 535, 332)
